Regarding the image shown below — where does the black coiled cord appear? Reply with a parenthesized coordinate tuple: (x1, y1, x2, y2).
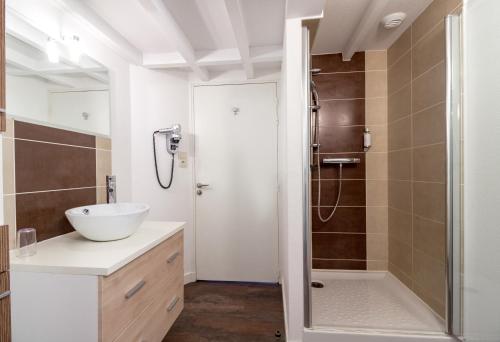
(153, 132, 175, 189)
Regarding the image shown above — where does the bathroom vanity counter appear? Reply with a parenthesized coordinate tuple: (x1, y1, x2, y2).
(10, 221, 184, 275)
(10, 221, 185, 342)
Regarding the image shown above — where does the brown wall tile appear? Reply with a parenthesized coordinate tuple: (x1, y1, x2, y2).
(413, 215, 445, 261)
(388, 150, 411, 181)
(2, 138, 14, 194)
(312, 207, 366, 233)
(365, 180, 388, 207)
(365, 51, 387, 71)
(312, 180, 366, 207)
(312, 233, 366, 260)
(412, 0, 461, 44)
(312, 259, 366, 270)
(388, 180, 411, 212)
(412, 23, 445, 79)
(14, 121, 96, 148)
(388, 117, 411, 151)
(365, 153, 387, 180)
(314, 72, 365, 99)
(413, 249, 446, 308)
(369, 125, 387, 153)
(413, 182, 445, 223)
(15, 140, 97, 193)
(366, 206, 388, 234)
(318, 126, 365, 153)
(365, 98, 387, 125)
(312, 52, 365, 73)
(16, 188, 96, 242)
(318, 99, 365, 126)
(388, 238, 412, 277)
(388, 207, 412, 246)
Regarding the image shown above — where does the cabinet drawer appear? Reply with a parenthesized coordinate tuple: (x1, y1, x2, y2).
(100, 231, 183, 342)
(0, 225, 9, 273)
(0, 272, 11, 342)
(114, 276, 184, 342)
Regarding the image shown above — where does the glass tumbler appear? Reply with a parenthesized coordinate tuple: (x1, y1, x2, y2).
(16, 228, 37, 257)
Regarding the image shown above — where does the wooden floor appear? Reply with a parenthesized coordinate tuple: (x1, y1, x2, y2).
(163, 281, 286, 342)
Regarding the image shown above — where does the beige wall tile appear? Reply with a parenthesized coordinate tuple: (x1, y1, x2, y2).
(388, 180, 411, 212)
(365, 97, 387, 125)
(365, 50, 387, 71)
(388, 207, 412, 246)
(96, 136, 112, 150)
(413, 182, 445, 223)
(388, 117, 411, 151)
(366, 180, 388, 207)
(2, 138, 15, 195)
(388, 85, 411, 123)
(366, 206, 388, 234)
(366, 71, 387, 98)
(389, 262, 413, 289)
(96, 187, 107, 204)
(368, 125, 387, 152)
(412, 22, 445, 79)
(413, 282, 445, 318)
(413, 102, 445, 147)
(413, 215, 445, 261)
(412, 0, 462, 44)
(413, 143, 445, 182)
(413, 249, 446, 306)
(412, 61, 445, 113)
(388, 52, 411, 95)
(367, 234, 388, 260)
(388, 27, 411, 67)
(388, 150, 411, 181)
(388, 238, 412, 277)
(96, 149, 112, 187)
(367, 260, 388, 271)
(3, 195, 16, 249)
(4, 118, 14, 138)
(366, 152, 387, 180)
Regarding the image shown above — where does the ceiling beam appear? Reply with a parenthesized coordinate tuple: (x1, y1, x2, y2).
(342, 0, 389, 61)
(139, 0, 209, 81)
(51, 0, 142, 64)
(223, 0, 254, 79)
(142, 46, 281, 70)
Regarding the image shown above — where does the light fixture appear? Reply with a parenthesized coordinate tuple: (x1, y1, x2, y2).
(68, 35, 82, 63)
(382, 12, 407, 29)
(46, 38, 60, 63)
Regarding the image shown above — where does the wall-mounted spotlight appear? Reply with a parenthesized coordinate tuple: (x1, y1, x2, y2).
(46, 38, 60, 63)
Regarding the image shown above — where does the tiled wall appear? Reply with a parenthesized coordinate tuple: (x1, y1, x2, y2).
(2, 118, 112, 248)
(311, 52, 388, 270)
(387, 0, 461, 318)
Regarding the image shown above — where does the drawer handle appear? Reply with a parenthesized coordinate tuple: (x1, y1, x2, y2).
(166, 251, 180, 264)
(0, 290, 10, 300)
(167, 296, 180, 312)
(125, 280, 146, 299)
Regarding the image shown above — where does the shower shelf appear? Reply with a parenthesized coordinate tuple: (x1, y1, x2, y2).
(322, 158, 361, 164)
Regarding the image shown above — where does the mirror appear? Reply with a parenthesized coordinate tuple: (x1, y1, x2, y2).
(5, 31, 110, 136)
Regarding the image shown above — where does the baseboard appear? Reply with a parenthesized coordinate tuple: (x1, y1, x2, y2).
(184, 272, 196, 285)
(280, 275, 289, 340)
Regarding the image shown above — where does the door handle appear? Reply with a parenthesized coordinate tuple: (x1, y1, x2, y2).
(197, 183, 210, 189)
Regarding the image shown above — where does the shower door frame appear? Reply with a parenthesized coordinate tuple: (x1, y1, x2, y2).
(301, 14, 464, 338)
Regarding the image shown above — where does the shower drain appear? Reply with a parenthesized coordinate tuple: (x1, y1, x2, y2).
(311, 281, 324, 288)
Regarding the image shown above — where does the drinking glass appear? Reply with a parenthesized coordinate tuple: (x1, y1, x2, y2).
(16, 228, 37, 257)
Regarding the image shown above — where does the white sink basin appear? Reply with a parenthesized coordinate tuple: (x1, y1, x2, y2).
(65, 203, 150, 241)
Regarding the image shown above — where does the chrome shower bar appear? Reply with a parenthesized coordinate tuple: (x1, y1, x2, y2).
(322, 158, 360, 164)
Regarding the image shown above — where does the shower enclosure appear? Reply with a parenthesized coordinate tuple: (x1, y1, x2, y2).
(302, 8, 464, 340)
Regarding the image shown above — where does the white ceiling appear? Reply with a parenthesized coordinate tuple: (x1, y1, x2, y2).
(312, 0, 433, 56)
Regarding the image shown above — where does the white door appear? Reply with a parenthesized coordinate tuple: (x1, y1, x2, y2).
(194, 83, 279, 282)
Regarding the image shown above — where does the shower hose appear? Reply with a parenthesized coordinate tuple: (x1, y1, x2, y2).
(315, 119, 343, 223)
(153, 132, 175, 189)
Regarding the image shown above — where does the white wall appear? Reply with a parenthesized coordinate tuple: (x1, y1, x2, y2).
(128, 66, 195, 280)
(279, 18, 306, 342)
(6, 75, 50, 121)
(463, 0, 500, 341)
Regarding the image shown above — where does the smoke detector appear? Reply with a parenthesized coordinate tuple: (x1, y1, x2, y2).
(382, 12, 407, 29)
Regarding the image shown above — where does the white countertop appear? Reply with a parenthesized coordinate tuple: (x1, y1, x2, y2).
(10, 221, 185, 276)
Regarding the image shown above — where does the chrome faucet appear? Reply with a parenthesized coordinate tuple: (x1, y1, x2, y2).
(106, 175, 117, 204)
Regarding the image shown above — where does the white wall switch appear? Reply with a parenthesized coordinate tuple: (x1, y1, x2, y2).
(178, 151, 188, 168)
